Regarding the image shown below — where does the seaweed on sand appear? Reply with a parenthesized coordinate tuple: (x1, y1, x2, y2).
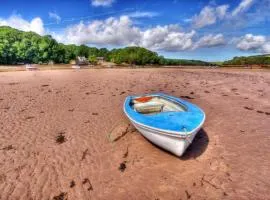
(56, 132, 66, 144)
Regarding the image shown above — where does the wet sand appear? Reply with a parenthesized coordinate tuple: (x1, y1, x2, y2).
(0, 68, 270, 200)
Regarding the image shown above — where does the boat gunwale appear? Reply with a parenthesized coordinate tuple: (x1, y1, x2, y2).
(123, 93, 206, 137)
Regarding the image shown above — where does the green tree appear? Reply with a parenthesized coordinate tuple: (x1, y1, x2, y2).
(88, 55, 97, 65)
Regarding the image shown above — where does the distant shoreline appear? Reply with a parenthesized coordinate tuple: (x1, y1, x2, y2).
(0, 64, 270, 73)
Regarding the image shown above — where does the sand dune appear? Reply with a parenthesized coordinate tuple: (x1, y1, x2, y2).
(0, 68, 270, 200)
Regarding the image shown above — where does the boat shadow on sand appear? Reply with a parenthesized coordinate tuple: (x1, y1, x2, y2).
(147, 128, 209, 159)
(181, 128, 209, 160)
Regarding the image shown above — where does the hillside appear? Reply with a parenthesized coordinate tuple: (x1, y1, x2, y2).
(0, 26, 212, 66)
(223, 54, 270, 66)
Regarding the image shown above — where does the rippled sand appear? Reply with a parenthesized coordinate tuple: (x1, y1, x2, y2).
(0, 68, 270, 200)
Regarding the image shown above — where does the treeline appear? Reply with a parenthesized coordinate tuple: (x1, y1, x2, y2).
(158, 57, 212, 66)
(109, 47, 160, 65)
(0, 26, 109, 64)
(108, 47, 212, 66)
(0, 26, 211, 66)
(223, 55, 270, 66)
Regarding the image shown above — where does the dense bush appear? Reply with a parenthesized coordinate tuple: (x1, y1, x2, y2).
(109, 47, 160, 65)
(88, 55, 98, 65)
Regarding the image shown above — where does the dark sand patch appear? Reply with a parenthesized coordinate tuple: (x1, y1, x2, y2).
(25, 116, 35, 120)
(244, 106, 254, 110)
(56, 132, 66, 144)
(118, 162, 127, 172)
(82, 178, 93, 191)
(70, 180, 75, 188)
(53, 192, 67, 200)
(180, 95, 194, 99)
(8, 82, 19, 86)
(81, 149, 88, 161)
(257, 110, 264, 114)
(1, 145, 14, 151)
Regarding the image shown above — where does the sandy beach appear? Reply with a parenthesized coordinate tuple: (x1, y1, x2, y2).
(0, 68, 270, 200)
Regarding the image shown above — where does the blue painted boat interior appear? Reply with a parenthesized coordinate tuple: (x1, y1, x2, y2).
(124, 93, 205, 133)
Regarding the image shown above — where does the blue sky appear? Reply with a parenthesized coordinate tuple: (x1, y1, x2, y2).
(0, 0, 269, 61)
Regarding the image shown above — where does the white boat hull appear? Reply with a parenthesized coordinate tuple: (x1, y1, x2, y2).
(72, 65, 81, 69)
(130, 120, 200, 157)
(123, 93, 205, 157)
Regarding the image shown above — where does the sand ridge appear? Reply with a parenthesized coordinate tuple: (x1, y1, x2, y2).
(0, 68, 270, 200)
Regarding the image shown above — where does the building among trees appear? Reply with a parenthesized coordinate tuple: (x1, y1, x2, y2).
(75, 56, 89, 65)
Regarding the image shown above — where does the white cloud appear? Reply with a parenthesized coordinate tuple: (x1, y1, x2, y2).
(192, 6, 216, 28)
(232, 0, 254, 17)
(55, 16, 196, 51)
(236, 34, 266, 51)
(0, 14, 45, 35)
(91, 0, 114, 7)
(54, 15, 226, 51)
(61, 16, 141, 46)
(216, 5, 229, 19)
(128, 11, 159, 18)
(193, 34, 225, 49)
(261, 43, 270, 53)
(191, 0, 255, 29)
(192, 5, 229, 28)
(233, 33, 270, 53)
(49, 12, 61, 24)
(141, 25, 195, 51)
